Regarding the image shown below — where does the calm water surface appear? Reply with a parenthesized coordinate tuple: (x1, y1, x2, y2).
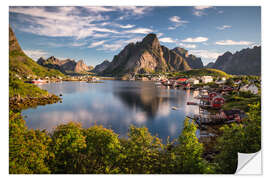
(22, 80, 200, 142)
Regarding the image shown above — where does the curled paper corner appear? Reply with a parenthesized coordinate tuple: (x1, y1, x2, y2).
(235, 151, 262, 175)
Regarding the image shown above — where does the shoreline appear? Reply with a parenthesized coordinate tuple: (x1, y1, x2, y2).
(9, 94, 61, 112)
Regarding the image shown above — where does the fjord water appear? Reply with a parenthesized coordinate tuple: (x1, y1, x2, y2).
(22, 80, 199, 142)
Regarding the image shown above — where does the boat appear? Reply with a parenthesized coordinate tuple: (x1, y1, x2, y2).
(31, 79, 47, 84)
(171, 106, 179, 110)
(187, 102, 198, 105)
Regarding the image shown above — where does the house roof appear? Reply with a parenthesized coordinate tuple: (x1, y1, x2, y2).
(177, 78, 187, 82)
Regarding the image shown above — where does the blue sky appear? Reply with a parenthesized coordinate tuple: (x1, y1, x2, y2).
(9, 6, 261, 66)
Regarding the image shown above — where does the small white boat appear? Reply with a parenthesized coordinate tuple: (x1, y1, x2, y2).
(171, 106, 179, 110)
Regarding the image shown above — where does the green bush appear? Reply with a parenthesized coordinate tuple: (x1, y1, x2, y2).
(49, 122, 86, 173)
(214, 102, 261, 173)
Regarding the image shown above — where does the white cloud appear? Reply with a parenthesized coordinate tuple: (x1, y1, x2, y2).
(157, 33, 163, 37)
(215, 40, 253, 45)
(189, 50, 221, 59)
(169, 16, 181, 23)
(97, 43, 123, 51)
(88, 40, 106, 48)
(117, 6, 152, 15)
(119, 24, 135, 29)
(168, 27, 176, 30)
(217, 25, 232, 30)
(70, 42, 87, 47)
(123, 37, 143, 44)
(97, 36, 143, 51)
(9, 7, 153, 40)
(124, 28, 153, 34)
(168, 16, 188, 30)
(159, 37, 175, 43)
(182, 37, 208, 43)
(193, 6, 213, 17)
(179, 43, 197, 49)
(23, 49, 49, 60)
(83, 6, 115, 13)
(194, 6, 213, 10)
(193, 11, 205, 16)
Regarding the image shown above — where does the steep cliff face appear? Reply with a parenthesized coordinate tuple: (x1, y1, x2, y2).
(9, 27, 22, 52)
(172, 47, 204, 69)
(212, 52, 233, 70)
(161, 46, 191, 71)
(92, 60, 110, 73)
(37, 56, 91, 74)
(211, 46, 261, 75)
(9, 27, 64, 78)
(102, 33, 191, 76)
(74, 60, 91, 73)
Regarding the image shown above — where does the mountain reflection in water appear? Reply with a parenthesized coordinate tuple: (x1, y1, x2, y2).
(22, 81, 199, 142)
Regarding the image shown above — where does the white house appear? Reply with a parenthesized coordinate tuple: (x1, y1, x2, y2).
(188, 78, 199, 85)
(234, 80, 242, 85)
(239, 84, 259, 94)
(201, 76, 213, 84)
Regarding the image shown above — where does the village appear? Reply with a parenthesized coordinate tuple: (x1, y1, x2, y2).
(152, 74, 261, 157)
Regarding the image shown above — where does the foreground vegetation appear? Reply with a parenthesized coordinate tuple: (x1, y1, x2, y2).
(9, 112, 215, 174)
(9, 100, 261, 174)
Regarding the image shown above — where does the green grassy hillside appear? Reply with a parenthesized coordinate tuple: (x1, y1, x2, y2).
(9, 27, 64, 79)
(181, 68, 232, 78)
(9, 27, 65, 98)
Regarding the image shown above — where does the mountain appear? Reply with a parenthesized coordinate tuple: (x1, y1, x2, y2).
(172, 47, 204, 69)
(37, 56, 92, 74)
(211, 46, 261, 75)
(9, 27, 64, 78)
(92, 60, 110, 73)
(102, 33, 191, 76)
(205, 62, 215, 68)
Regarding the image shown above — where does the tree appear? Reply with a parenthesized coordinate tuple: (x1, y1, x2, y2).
(9, 110, 52, 174)
(49, 122, 86, 173)
(120, 126, 163, 174)
(82, 125, 122, 173)
(214, 102, 261, 173)
(172, 118, 214, 174)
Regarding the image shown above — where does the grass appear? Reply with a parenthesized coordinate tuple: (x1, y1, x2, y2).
(222, 91, 261, 112)
(9, 50, 65, 79)
(180, 68, 232, 78)
(9, 76, 49, 98)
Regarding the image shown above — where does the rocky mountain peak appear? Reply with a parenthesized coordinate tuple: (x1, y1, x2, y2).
(141, 33, 160, 50)
(101, 33, 192, 76)
(172, 47, 203, 69)
(9, 27, 23, 52)
(172, 47, 188, 58)
(92, 60, 111, 74)
(211, 46, 261, 75)
(223, 51, 233, 57)
(38, 56, 92, 74)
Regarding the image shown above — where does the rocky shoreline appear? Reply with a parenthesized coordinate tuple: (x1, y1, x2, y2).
(9, 94, 61, 112)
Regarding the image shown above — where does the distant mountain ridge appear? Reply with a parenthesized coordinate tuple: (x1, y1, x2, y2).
(92, 60, 110, 74)
(209, 46, 261, 75)
(37, 56, 93, 74)
(101, 33, 206, 76)
(171, 47, 204, 69)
